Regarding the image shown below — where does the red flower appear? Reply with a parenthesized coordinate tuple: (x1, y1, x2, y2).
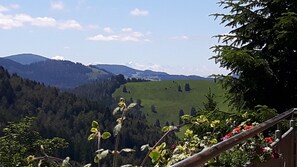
(171, 143, 177, 150)
(232, 127, 241, 134)
(222, 132, 233, 140)
(264, 137, 273, 143)
(244, 125, 253, 130)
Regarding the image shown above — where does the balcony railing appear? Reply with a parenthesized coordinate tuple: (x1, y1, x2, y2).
(172, 108, 297, 167)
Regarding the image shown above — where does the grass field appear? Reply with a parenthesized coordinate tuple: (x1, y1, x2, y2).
(113, 80, 229, 126)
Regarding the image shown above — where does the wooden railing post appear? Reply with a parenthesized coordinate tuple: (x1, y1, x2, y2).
(289, 120, 295, 167)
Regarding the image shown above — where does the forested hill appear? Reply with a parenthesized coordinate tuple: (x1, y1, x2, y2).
(0, 57, 112, 89)
(0, 66, 165, 165)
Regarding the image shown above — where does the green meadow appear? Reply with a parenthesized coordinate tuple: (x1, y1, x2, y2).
(113, 80, 229, 126)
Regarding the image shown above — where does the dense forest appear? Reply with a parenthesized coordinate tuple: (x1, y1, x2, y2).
(0, 66, 167, 166)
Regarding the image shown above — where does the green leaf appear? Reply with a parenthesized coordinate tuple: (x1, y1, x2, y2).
(101, 132, 111, 139)
(120, 164, 133, 167)
(149, 151, 161, 164)
(95, 149, 104, 153)
(113, 107, 121, 115)
(181, 114, 191, 120)
(127, 103, 137, 109)
(118, 101, 125, 108)
(140, 144, 150, 151)
(159, 142, 166, 149)
(161, 126, 169, 132)
(26, 155, 35, 163)
(61, 157, 70, 167)
(90, 128, 98, 133)
(113, 124, 122, 136)
(88, 133, 96, 141)
(94, 149, 109, 163)
(210, 139, 218, 144)
(92, 121, 99, 129)
(98, 150, 109, 159)
(94, 154, 100, 163)
(83, 164, 92, 167)
(120, 148, 135, 153)
(38, 160, 43, 167)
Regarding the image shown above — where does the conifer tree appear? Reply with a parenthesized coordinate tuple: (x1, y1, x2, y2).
(212, 0, 297, 112)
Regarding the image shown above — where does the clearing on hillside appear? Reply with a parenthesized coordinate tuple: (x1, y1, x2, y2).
(113, 80, 228, 126)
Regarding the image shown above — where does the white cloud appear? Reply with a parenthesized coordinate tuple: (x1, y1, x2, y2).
(87, 34, 120, 41)
(0, 9, 82, 30)
(171, 35, 190, 40)
(51, 55, 65, 60)
(0, 13, 23, 29)
(0, 5, 9, 13)
(121, 27, 133, 32)
(32, 17, 57, 27)
(87, 28, 150, 42)
(103, 27, 113, 33)
(58, 20, 82, 30)
(51, 1, 64, 11)
(130, 8, 149, 16)
(127, 62, 163, 72)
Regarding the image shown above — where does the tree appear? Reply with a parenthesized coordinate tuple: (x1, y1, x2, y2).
(178, 85, 182, 92)
(202, 88, 218, 112)
(151, 105, 157, 113)
(184, 83, 191, 91)
(0, 117, 68, 166)
(212, 0, 297, 112)
(178, 109, 185, 124)
(122, 85, 128, 93)
(190, 107, 197, 116)
(178, 109, 185, 117)
(154, 119, 161, 128)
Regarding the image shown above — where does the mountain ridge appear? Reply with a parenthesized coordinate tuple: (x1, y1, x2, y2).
(94, 64, 211, 81)
(0, 53, 212, 89)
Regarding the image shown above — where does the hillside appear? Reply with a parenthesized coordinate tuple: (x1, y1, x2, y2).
(0, 66, 165, 165)
(94, 64, 210, 81)
(0, 54, 112, 89)
(113, 80, 228, 126)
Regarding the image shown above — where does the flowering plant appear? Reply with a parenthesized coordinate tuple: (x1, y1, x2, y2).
(217, 120, 279, 166)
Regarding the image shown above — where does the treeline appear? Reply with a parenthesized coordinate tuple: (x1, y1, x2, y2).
(0, 66, 166, 165)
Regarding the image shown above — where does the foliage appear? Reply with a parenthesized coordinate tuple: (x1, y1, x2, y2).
(0, 117, 68, 167)
(218, 123, 278, 166)
(211, 0, 297, 112)
(0, 66, 164, 165)
(145, 105, 277, 166)
(71, 74, 127, 107)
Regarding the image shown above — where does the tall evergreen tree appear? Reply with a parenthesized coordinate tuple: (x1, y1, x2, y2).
(212, 0, 297, 112)
(202, 88, 218, 112)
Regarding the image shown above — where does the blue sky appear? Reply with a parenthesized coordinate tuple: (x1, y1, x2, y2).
(0, 0, 229, 77)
